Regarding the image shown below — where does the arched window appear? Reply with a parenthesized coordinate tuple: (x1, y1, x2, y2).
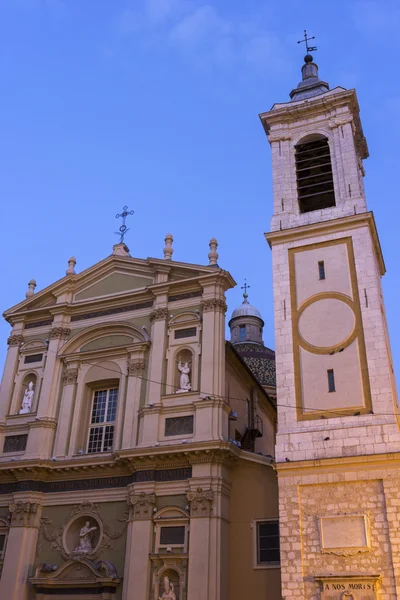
(295, 135, 335, 213)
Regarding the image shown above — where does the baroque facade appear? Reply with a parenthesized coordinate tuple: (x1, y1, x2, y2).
(261, 54, 400, 599)
(0, 236, 280, 600)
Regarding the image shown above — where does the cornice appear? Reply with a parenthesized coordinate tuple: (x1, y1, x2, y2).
(265, 212, 385, 276)
(275, 451, 400, 476)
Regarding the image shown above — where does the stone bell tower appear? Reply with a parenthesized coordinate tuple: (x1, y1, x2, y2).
(260, 45, 400, 600)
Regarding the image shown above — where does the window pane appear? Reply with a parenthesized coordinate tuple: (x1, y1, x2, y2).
(106, 388, 118, 423)
(239, 326, 246, 341)
(91, 390, 107, 424)
(257, 521, 280, 565)
(88, 426, 104, 453)
(0, 534, 5, 552)
(160, 526, 185, 545)
(103, 426, 114, 452)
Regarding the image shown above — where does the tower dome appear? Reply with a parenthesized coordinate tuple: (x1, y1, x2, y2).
(229, 288, 264, 345)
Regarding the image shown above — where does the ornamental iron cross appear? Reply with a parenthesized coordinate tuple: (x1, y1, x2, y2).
(241, 279, 250, 295)
(297, 29, 317, 53)
(115, 206, 134, 243)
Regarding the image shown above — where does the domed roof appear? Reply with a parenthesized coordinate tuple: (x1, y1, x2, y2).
(230, 295, 263, 322)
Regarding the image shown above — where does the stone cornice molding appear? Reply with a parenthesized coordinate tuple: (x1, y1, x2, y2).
(268, 133, 292, 143)
(149, 307, 169, 322)
(329, 115, 354, 129)
(200, 298, 227, 313)
(187, 487, 214, 517)
(128, 491, 156, 520)
(265, 211, 385, 276)
(29, 417, 58, 430)
(7, 333, 24, 346)
(50, 327, 71, 340)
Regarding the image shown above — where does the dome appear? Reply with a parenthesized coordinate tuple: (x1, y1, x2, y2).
(229, 295, 263, 323)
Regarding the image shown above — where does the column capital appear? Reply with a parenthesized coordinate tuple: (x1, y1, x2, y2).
(50, 326, 71, 340)
(7, 333, 24, 346)
(128, 490, 156, 520)
(9, 497, 43, 528)
(62, 368, 79, 386)
(186, 487, 214, 517)
(127, 359, 146, 377)
(149, 307, 168, 322)
(201, 298, 227, 313)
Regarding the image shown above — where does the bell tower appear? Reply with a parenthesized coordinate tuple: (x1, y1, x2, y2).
(261, 43, 400, 600)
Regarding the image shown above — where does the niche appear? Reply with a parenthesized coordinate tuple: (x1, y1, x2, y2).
(174, 349, 193, 394)
(18, 373, 38, 414)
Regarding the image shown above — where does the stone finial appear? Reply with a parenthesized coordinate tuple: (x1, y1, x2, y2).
(208, 238, 219, 266)
(112, 242, 130, 257)
(163, 233, 174, 260)
(66, 256, 76, 275)
(25, 279, 37, 298)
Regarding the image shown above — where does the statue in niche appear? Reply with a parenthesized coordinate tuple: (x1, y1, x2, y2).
(74, 521, 97, 553)
(19, 381, 34, 414)
(176, 360, 191, 393)
(159, 575, 176, 600)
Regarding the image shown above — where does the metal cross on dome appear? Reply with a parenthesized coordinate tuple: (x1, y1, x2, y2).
(297, 29, 317, 54)
(115, 205, 134, 243)
(241, 279, 250, 296)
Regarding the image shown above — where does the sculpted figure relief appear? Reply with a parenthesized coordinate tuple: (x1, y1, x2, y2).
(159, 575, 176, 600)
(19, 381, 34, 414)
(176, 361, 191, 393)
(74, 521, 97, 553)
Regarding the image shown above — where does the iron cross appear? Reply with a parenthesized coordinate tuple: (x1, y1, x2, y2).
(297, 29, 317, 53)
(115, 206, 134, 243)
(241, 279, 250, 295)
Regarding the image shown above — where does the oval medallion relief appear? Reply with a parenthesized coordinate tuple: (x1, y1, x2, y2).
(298, 297, 356, 350)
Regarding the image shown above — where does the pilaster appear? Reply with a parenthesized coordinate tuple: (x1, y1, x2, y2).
(121, 347, 147, 449)
(0, 324, 24, 422)
(122, 485, 155, 600)
(52, 362, 79, 458)
(0, 492, 43, 600)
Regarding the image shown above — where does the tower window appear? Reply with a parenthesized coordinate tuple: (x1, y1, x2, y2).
(295, 136, 336, 213)
(327, 369, 335, 393)
(256, 520, 280, 565)
(318, 261, 326, 280)
(239, 325, 246, 341)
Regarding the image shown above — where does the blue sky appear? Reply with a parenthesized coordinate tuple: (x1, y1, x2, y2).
(1, 0, 400, 381)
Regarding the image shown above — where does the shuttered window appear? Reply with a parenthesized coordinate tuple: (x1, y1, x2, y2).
(295, 137, 335, 213)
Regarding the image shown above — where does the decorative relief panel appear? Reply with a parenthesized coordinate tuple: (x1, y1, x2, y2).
(50, 327, 71, 340)
(165, 416, 194, 437)
(38, 501, 127, 561)
(186, 487, 213, 517)
(150, 307, 169, 322)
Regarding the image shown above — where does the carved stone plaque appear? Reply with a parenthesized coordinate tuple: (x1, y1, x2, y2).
(317, 576, 380, 600)
(165, 415, 194, 437)
(320, 515, 370, 555)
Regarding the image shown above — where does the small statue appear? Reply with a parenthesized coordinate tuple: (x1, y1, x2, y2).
(74, 521, 97, 553)
(176, 361, 191, 393)
(159, 575, 176, 600)
(19, 381, 34, 414)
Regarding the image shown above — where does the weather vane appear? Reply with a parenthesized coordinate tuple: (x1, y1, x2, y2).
(241, 279, 250, 296)
(115, 205, 134, 243)
(297, 29, 317, 54)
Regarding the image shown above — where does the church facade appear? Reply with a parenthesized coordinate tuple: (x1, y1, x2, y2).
(261, 53, 400, 599)
(0, 236, 279, 600)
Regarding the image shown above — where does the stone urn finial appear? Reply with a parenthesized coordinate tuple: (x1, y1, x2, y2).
(66, 256, 77, 275)
(163, 233, 174, 260)
(208, 238, 219, 266)
(25, 279, 37, 298)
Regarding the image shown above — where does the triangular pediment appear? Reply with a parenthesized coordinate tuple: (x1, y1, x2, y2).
(73, 271, 154, 302)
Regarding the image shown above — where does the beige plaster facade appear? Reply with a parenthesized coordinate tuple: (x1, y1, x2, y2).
(0, 240, 279, 599)
(261, 59, 400, 599)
